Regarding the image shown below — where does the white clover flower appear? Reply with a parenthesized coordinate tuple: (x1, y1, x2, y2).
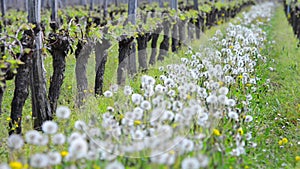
(56, 106, 71, 119)
(140, 100, 151, 110)
(69, 138, 88, 159)
(48, 151, 62, 165)
(52, 133, 66, 145)
(103, 90, 113, 98)
(42, 121, 58, 134)
(25, 130, 42, 145)
(7, 134, 24, 150)
(105, 161, 125, 169)
(181, 157, 200, 169)
(30, 153, 49, 168)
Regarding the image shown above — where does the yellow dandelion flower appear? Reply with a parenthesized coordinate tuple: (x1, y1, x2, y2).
(9, 161, 22, 169)
(172, 123, 179, 128)
(282, 138, 288, 144)
(134, 120, 142, 126)
(213, 129, 221, 136)
(246, 83, 252, 87)
(93, 164, 101, 169)
(61, 151, 69, 157)
(278, 140, 283, 146)
(23, 164, 29, 169)
(238, 128, 244, 135)
(295, 156, 300, 162)
(229, 45, 234, 49)
(237, 75, 243, 79)
(6, 117, 11, 121)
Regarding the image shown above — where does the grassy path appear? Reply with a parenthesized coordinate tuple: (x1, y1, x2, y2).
(248, 4, 300, 168)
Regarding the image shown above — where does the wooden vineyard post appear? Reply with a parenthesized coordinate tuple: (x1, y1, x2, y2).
(128, 0, 137, 75)
(170, 0, 179, 52)
(103, 0, 108, 18)
(159, 0, 163, 8)
(170, 0, 178, 10)
(194, 0, 201, 39)
(90, 0, 94, 11)
(193, 0, 198, 10)
(28, 0, 52, 130)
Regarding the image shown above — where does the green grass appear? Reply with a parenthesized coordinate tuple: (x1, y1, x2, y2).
(244, 5, 300, 168)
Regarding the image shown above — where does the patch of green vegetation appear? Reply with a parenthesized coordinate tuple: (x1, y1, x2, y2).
(245, 5, 300, 168)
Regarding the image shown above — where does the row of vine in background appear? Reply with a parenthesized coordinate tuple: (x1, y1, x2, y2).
(0, 0, 254, 134)
(283, 0, 300, 45)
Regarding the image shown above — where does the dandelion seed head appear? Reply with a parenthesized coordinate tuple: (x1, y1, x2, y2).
(52, 133, 66, 145)
(7, 134, 24, 150)
(30, 153, 49, 168)
(68, 138, 88, 159)
(48, 152, 62, 165)
(42, 121, 58, 134)
(56, 106, 71, 119)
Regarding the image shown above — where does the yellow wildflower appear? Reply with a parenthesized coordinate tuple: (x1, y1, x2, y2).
(238, 128, 244, 135)
(9, 161, 22, 169)
(61, 151, 69, 157)
(134, 120, 142, 126)
(282, 138, 288, 144)
(93, 165, 101, 169)
(119, 114, 124, 120)
(213, 129, 221, 136)
(278, 140, 283, 146)
(295, 156, 300, 162)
